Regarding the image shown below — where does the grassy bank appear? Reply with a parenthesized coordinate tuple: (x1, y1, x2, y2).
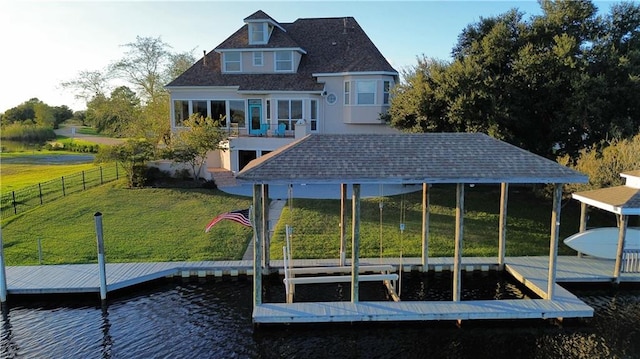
(271, 184, 617, 260)
(2, 182, 617, 266)
(1, 152, 97, 193)
(2, 181, 253, 265)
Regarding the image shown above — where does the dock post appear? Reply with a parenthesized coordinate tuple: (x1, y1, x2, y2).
(253, 184, 263, 307)
(421, 183, 430, 271)
(340, 183, 347, 266)
(453, 183, 465, 302)
(0, 226, 8, 304)
(498, 183, 509, 270)
(547, 184, 562, 300)
(351, 184, 360, 303)
(578, 203, 587, 258)
(94, 212, 108, 302)
(613, 215, 628, 284)
(262, 184, 270, 272)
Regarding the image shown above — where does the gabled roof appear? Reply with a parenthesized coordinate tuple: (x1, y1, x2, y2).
(244, 10, 286, 32)
(166, 13, 398, 91)
(236, 133, 588, 185)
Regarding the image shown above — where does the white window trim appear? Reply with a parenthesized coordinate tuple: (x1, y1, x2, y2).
(274, 51, 294, 72)
(249, 23, 267, 45)
(253, 52, 263, 67)
(356, 80, 377, 105)
(383, 80, 392, 105)
(344, 81, 350, 105)
(223, 52, 242, 73)
(276, 99, 304, 129)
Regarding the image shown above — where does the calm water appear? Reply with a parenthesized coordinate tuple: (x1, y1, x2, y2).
(1, 273, 639, 359)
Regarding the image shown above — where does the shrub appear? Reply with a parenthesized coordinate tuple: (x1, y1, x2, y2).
(0, 123, 55, 142)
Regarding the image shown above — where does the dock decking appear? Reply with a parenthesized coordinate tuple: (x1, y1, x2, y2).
(4, 256, 636, 323)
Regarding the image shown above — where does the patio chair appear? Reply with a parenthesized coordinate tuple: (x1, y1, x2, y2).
(275, 123, 286, 137)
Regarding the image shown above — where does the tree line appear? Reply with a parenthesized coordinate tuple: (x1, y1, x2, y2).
(386, 0, 640, 165)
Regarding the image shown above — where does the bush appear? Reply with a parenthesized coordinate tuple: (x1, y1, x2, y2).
(560, 133, 640, 192)
(0, 123, 55, 142)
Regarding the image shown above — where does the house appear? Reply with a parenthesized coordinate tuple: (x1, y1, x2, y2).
(165, 10, 400, 176)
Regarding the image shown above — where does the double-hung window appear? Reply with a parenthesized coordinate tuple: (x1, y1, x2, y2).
(344, 81, 350, 105)
(275, 51, 293, 72)
(224, 52, 241, 72)
(253, 52, 263, 66)
(383, 81, 391, 105)
(356, 80, 376, 105)
(249, 23, 267, 44)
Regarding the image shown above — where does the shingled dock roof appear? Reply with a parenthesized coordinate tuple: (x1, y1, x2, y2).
(236, 133, 588, 185)
(572, 170, 640, 215)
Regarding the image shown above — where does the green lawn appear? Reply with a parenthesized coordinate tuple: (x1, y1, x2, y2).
(1, 181, 253, 265)
(271, 184, 617, 260)
(2, 181, 618, 266)
(1, 151, 99, 194)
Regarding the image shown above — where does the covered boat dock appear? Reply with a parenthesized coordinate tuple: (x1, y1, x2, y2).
(235, 133, 592, 324)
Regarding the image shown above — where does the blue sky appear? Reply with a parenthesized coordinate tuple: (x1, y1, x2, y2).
(0, 1, 617, 113)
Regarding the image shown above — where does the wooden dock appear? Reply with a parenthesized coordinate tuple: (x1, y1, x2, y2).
(5, 256, 637, 323)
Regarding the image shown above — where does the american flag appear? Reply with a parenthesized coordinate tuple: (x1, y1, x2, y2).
(205, 208, 252, 232)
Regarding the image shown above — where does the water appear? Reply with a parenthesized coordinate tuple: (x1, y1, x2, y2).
(2, 274, 639, 359)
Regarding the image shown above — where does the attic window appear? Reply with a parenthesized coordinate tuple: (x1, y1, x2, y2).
(249, 23, 268, 44)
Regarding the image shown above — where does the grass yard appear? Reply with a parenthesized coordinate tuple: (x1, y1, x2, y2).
(1, 181, 253, 265)
(1, 160, 98, 194)
(271, 184, 618, 260)
(2, 180, 619, 266)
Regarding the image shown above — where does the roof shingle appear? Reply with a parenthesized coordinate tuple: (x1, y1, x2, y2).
(236, 133, 588, 185)
(166, 13, 397, 91)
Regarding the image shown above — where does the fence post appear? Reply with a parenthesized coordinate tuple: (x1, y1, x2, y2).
(100, 166, 104, 184)
(61, 176, 66, 196)
(38, 238, 43, 264)
(82, 171, 86, 190)
(11, 191, 17, 215)
(94, 212, 107, 302)
(115, 163, 119, 180)
(38, 183, 43, 205)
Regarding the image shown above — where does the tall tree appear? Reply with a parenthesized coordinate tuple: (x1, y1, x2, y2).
(110, 36, 171, 103)
(85, 86, 140, 136)
(388, 0, 640, 161)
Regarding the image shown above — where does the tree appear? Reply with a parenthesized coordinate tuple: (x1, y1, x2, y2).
(95, 138, 155, 188)
(164, 114, 227, 180)
(60, 69, 111, 102)
(111, 36, 171, 103)
(0, 98, 72, 129)
(85, 86, 140, 136)
(388, 0, 640, 161)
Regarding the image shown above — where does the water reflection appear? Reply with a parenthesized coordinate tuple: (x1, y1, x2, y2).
(1, 277, 639, 358)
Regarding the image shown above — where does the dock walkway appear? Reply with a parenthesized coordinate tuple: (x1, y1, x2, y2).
(5, 256, 637, 323)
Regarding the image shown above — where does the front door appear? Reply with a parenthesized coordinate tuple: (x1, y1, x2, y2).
(248, 99, 263, 135)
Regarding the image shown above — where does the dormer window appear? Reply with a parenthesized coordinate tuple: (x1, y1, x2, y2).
(249, 23, 268, 44)
(275, 51, 293, 72)
(224, 52, 241, 72)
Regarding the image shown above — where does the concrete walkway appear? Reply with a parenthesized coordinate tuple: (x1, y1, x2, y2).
(242, 199, 287, 260)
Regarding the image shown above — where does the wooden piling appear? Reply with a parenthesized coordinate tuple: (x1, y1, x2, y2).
(94, 212, 107, 302)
